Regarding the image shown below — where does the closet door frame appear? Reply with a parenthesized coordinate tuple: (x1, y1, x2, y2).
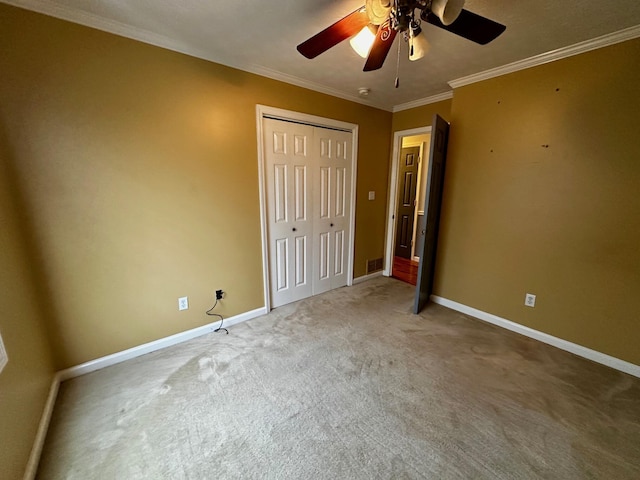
(256, 105, 359, 311)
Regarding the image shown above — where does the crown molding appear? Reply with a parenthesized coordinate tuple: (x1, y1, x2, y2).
(3, 0, 206, 57)
(3, 0, 391, 111)
(244, 64, 390, 111)
(392, 91, 454, 112)
(449, 24, 640, 90)
(10, 1, 638, 113)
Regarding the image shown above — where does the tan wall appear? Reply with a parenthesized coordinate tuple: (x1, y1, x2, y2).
(391, 99, 452, 132)
(0, 4, 391, 369)
(0, 127, 56, 478)
(435, 39, 640, 365)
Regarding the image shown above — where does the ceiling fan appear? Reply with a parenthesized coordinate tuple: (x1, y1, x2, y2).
(297, 0, 506, 72)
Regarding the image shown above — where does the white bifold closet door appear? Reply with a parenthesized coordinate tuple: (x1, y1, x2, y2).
(263, 118, 352, 308)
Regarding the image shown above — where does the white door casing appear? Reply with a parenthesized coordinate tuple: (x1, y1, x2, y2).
(384, 126, 432, 276)
(258, 107, 357, 310)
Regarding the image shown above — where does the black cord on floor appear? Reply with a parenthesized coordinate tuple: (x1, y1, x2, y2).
(206, 298, 228, 334)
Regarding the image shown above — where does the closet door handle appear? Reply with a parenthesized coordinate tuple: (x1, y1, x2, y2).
(292, 228, 297, 232)
(330, 223, 334, 227)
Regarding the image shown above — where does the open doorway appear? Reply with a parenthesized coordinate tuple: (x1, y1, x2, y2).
(384, 127, 431, 285)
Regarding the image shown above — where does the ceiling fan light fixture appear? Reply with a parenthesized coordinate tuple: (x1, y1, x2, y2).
(408, 23, 429, 61)
(297, 0, 505, 72)
(431, 0, 466, 26)
(350, 25, 377, 58)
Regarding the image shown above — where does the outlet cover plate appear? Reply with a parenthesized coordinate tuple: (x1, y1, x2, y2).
(178, 296, 189, 311)
(0, 331, 8, 374)
(525, 293, 536, 307)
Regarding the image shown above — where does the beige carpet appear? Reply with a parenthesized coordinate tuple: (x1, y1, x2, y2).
(37, 277, 640, 479)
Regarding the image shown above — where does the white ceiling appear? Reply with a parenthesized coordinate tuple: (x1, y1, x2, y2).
(5, 0, 640, 110)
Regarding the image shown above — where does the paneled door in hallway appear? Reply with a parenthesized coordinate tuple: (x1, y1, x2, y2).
(394, 145, 420, 259)
(263, 118, 353, 308)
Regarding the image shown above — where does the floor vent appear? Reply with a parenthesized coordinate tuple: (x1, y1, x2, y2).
(367, 258, 384, 274)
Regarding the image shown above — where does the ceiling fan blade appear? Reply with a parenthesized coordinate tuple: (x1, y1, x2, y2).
(425, 9, 506, 45)
(363, 21, 397, 71)
(297, 8, 370, 59)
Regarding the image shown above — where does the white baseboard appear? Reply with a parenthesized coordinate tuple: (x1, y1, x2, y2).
(353, 271, 383, 284)
(58, 307, 267, 381)
(24, 306, 267, 478)
(431, 295, 640, 378)
(23, 372, 61, 480)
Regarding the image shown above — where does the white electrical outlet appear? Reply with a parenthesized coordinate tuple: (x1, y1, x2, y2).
(0, 330, 7, 374)
(178, 296, 189, 311)
(368, 191, 375, 200)
(524, 293, 536, 308)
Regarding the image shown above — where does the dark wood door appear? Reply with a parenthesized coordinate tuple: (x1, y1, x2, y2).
(414, 115, 449, 314)
(394, 146, 420, 259)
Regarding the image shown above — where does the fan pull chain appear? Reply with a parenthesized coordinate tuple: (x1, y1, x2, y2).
(395, 32, 401, 88)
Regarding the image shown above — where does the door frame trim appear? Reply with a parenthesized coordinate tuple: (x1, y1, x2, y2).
(256, 105, 359, 311)
(384, 126, 431, 276)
